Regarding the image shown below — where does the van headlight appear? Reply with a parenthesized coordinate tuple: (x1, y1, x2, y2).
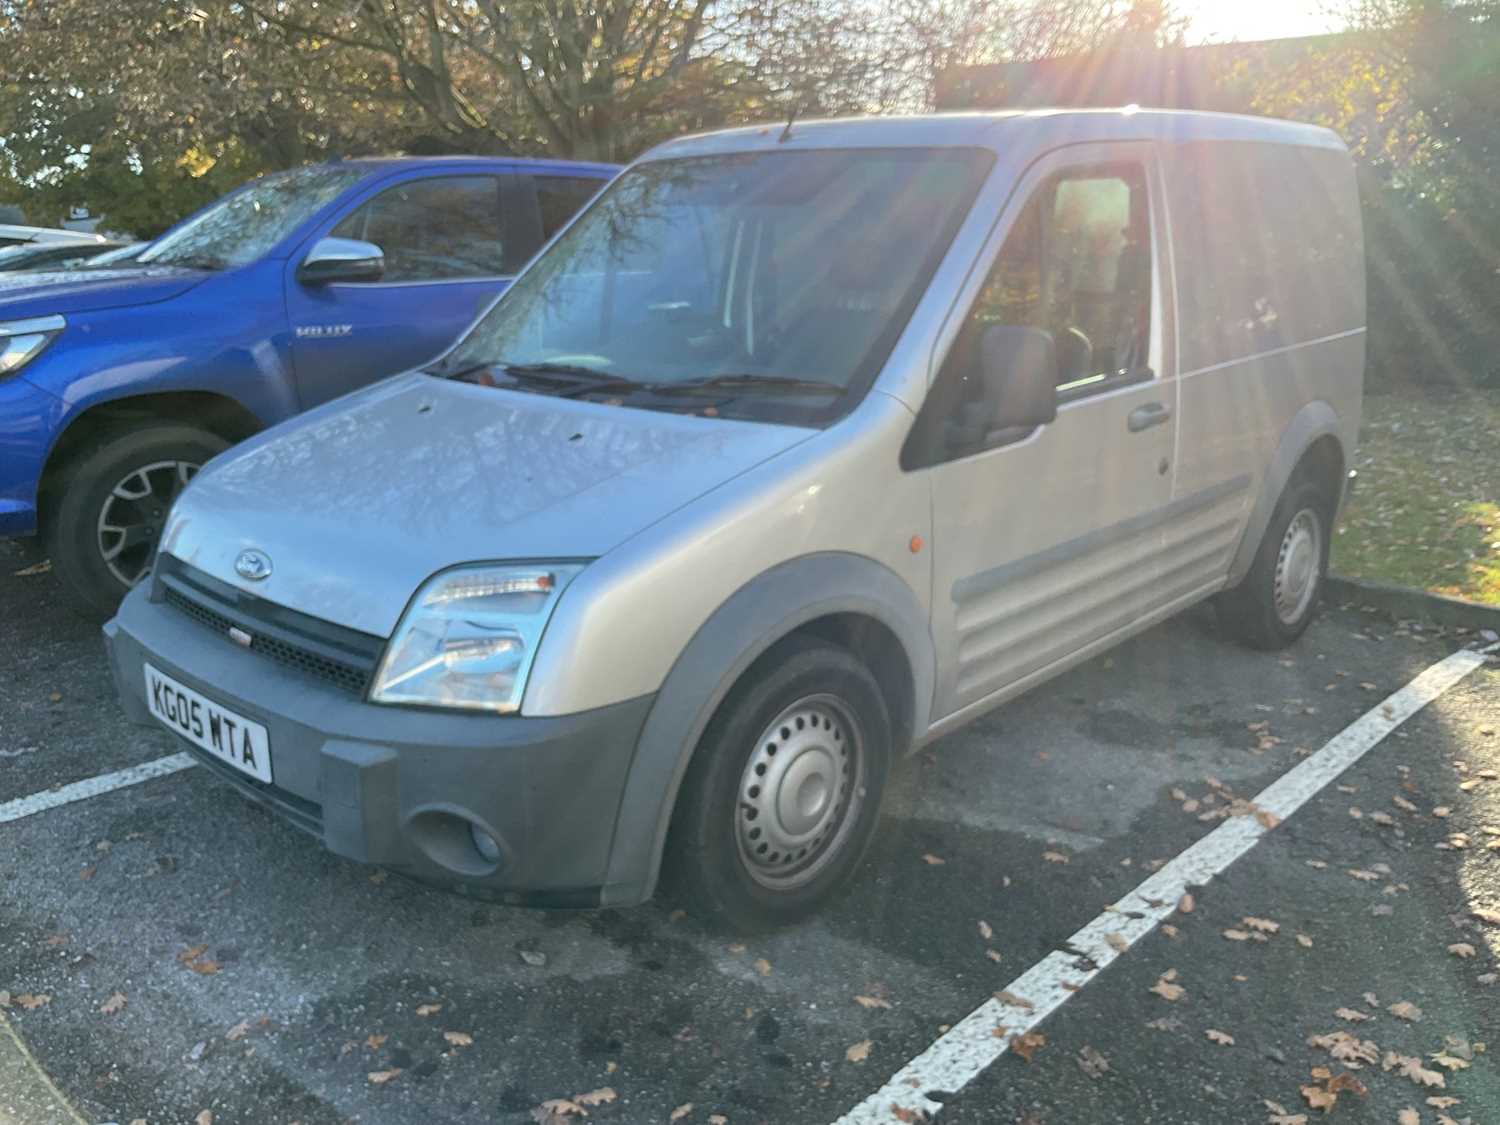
(0, 315, 65, 377)
(370, 563, 584, 713)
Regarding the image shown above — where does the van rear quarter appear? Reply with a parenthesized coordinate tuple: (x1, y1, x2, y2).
(1162, 135, 1365, 580)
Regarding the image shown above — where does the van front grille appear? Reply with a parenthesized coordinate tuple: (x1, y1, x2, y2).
(154, 555, 384, 698)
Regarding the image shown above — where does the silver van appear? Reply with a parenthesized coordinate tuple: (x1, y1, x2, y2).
(105, 110, 1364, 930)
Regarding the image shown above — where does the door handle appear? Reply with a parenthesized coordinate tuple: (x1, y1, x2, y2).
(1127, 402, 1172, 432)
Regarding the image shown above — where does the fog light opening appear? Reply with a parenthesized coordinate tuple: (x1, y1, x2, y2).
(471, 823, 503, 865)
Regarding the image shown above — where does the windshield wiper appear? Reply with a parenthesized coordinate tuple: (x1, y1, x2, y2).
(665, 373, 842, 396)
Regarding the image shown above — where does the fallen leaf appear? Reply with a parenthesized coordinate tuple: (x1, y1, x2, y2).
(1041, 851, 1069, 864)
(1150, 974, 1185, 1002)
(574, 1088, 617, 1107)
(187, 958, 221, 976)
(444, 1030, 474, 1047)
(1008, 1031, 1046, 1062)
(1301, 1084, 1338, 1112)
(921, 853, 946, 866)
(709, 1117, 728, 1125)
(365, 1033, 387, 1049)
(518, 949, 547, 968)
(195, 1113, 212, 1125)
(1178, 892, 1195, 913)
(1393, 795, 1418, 812)
(1205, 1029, 1235, 1046)
(753, 958, 771, 977)
(368, 1068, 403, 1085)
(854, 995, 891, 1010)
(985, 949, 1003, 963)
(1348, 869, 1380, 882)
(1296, 934, 1314, 948)
(1388, 1001, 1423, 1022)
(1433, 806, 1451, 818)
(1390, 1054, 1445, 1088)
(1105, 932, 1129, 953)
(1243, 917, 1280, 933)
(670, 1104, 694, 1121)
(15, 994, 49, 1010)
(226, 1020, 253, 1041)
(1398, 1110, 1420, 1125)
(99, 991, 127, 1015)
(1448, 943, 1476, 959)
(1223, 929, 1252, 942)
(415, 1003, 443, 1017)
(995, 990, 1035, 1010)
(1077, 1043, 1109, 1078)
(845, 1039, 872, 1063)
(1471, 908, 1500, 925)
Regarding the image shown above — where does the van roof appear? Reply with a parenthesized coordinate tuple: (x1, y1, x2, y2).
(641, 108, 1347, 162)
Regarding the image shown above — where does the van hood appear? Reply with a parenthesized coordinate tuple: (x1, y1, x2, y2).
(160, 373, 814, 638)
(0, 266, 208, 319)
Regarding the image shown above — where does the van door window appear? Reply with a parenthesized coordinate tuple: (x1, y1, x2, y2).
(331, 175, 512, 281)
(910, 163, 1153, 464)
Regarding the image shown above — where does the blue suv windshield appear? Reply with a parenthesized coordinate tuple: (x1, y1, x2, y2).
(445, 148, 992, 419)
(139, 165, 368, 271)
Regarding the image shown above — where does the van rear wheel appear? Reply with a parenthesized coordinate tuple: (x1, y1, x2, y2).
(45, 424, 228, 619)
(1217, 475, 1332, 650)
(664, 636, 892, 933)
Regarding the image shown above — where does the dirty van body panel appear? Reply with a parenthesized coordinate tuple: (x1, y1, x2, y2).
(1163, 139, 1365, 588)
(159, 373, 816, 639)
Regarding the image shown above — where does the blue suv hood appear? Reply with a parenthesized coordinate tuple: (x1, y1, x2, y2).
(0, 267, 209, 320)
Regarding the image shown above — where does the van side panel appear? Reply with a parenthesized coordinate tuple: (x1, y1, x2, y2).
(1163, 140, 1364, 591)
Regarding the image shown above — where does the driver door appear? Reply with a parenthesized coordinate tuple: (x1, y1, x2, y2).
(920, 142, 1184, 723)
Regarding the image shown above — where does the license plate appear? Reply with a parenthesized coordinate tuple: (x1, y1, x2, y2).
(143, 663, 272, 784)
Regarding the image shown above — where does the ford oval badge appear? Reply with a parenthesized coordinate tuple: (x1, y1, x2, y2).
(235, 548, 273, 582)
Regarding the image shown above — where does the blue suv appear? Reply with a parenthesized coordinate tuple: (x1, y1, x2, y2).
(0, 156, 616, 615)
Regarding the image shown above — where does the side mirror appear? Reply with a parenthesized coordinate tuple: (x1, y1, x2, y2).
(979, 324, 1059, 433)
(297, 237, 384, 285)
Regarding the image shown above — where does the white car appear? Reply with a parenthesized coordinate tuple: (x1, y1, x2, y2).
(0, 224, 108, 250)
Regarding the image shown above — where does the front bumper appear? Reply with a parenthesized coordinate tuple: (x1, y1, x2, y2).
(105, 584, 654, 907)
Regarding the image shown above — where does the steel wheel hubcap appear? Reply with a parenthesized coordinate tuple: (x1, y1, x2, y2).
(96, 460, 200, 588)
(734, 694, 864, 891)
(1273, 507, 1322, 625)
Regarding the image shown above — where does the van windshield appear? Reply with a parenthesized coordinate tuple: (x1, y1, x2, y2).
(444, 147, 992, 421)
(139, 166, 367, 271)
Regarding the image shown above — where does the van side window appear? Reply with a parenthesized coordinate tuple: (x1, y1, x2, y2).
(906, 163, 1153, 467)
(331, 176, 512, 282)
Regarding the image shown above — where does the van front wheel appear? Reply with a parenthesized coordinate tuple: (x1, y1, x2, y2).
(665, 637, 892, 932)
(1217, 476, 1332, 650)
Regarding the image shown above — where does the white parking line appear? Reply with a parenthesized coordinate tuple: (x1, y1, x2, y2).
(834, 642, 1496, 1124)
(0, 753, 195, 826)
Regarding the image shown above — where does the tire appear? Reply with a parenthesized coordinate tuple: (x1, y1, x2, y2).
(1216, 475, 1333, 650)
(663, 635, 893, 933)
(45, 424, 228, 619)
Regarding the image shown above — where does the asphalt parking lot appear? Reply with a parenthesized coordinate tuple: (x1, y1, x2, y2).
(3, 543, 1498, 1125)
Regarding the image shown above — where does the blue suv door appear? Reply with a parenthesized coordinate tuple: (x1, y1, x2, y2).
(284, 171, 523, 408)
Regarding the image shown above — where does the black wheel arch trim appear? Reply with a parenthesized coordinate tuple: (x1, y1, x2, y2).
(598, 551, 936, 906)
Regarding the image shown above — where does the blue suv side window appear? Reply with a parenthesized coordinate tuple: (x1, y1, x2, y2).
(331, 175, 511, 281)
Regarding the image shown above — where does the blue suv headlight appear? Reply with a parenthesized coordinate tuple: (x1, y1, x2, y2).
(0, 315, 66, 377)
